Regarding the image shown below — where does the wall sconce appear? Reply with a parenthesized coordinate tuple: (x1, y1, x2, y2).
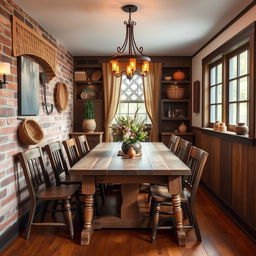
(0, 62, 11, 88)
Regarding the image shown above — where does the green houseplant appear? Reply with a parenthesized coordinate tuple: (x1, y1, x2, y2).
(114, 109, 148, 154)
(82, 100, 96, 133)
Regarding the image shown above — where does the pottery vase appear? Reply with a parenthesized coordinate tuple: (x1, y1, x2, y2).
(82, 119, 96, 133)
(178, 122, 187, 133)
(235, 123, 248, 135)
(121, 142, 141, 155)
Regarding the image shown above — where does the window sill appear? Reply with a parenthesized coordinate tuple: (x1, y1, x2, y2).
(198, 127, 256, 146)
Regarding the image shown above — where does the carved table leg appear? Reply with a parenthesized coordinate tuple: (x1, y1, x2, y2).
(81, 194, 94, 245)
(81, 176, 96, 245)
(172, 194, 186, 246)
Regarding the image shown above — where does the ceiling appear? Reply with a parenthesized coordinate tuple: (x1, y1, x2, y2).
(14, 0, 253, 56)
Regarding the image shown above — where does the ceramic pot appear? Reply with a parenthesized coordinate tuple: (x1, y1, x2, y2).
(218, 122, 227, 132)
(178, 123, 188, 133)
(122, 142, 141, 155)
(235, 123, 248, 135)
(173, 70, 185, 81)
(213, 121, 220, 131)
(82, 119, 96, 133)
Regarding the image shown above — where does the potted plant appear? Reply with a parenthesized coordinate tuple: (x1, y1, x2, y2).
(113, 109, 148, 155)
(82, 100, 96, 133)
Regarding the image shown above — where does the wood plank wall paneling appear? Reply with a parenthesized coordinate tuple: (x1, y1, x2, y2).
(193, 128, 256, 237)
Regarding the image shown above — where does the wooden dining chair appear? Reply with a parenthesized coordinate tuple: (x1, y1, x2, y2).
(17, 147, 79, 240)
(168, 134, 181, 153)
(176, 139, 192, 163)
(63, 138, 80, 167)
(44, 141, 82, 185)
(76, 135, 90, 157)
(150, 146, 208, 242)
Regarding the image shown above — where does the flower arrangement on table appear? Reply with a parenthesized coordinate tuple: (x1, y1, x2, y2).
(114, 110, 148, 156)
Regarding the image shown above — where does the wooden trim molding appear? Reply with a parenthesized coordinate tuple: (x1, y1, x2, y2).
(193, 1, 256, 57)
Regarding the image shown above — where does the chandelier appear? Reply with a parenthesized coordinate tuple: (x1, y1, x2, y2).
(110, 5, 151, 80)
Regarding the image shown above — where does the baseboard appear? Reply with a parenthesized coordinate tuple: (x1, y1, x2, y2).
(0, 202, 45, 253)
(201, 182, 256, 243)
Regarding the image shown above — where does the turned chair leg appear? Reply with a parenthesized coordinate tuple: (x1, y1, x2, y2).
(25, 200, 36, 240)
(64, 199, 74, 239)
(152, 202, 160, 243)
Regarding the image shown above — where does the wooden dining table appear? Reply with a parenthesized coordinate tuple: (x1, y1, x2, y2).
(70, 142, 191, 246)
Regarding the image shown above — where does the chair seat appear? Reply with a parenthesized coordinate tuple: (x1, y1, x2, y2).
(61, 174, 82, 184)
(37, 184, 80, 200)
(150, 185, 190, 202)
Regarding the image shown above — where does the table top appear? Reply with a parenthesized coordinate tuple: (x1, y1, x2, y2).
(70, 142, 191, 176)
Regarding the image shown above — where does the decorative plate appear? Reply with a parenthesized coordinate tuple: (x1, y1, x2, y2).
(80, 85, 98, 99)
(91, 70, 102, 81)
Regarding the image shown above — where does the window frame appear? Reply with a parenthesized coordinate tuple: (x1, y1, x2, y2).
(202, 22, 256, 138)
(226, 45, 250, 131)
(209, 59, 224, 127)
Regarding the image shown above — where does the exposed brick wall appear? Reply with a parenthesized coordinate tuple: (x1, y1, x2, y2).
(0, 0, 73, 236)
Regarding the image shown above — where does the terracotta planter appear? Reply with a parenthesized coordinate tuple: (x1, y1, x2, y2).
(82, 119, 96, 133)
(121, 142, 142, 155)
(235, 123, 248, 135)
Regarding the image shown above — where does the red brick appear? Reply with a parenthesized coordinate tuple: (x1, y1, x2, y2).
(0, 174, 15, 188)
(5, 83, 17, 90)
(0, 189, 7, 199)
(0, 212, 18, 232)
(0, 107, 15, 117)
(0, 90, 13, 97)
(0, 34, 11, 47)
(3, 45, 12, 55)
(0, 15, 11, 27)
(0, 142, 17, 151)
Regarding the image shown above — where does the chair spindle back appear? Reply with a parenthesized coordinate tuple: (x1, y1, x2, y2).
(62, 138, 80, 167)
(168, 134, 181, 153)
(76, 135, 90, 158)
(176, 139, 192, 163)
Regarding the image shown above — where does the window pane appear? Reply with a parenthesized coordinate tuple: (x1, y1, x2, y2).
(216, 84, 222, 103)
(217, 64, 222, 84)
(229, 80, 237, 102)
(129, 103, 137, 115)
(238, 102, 247, 124)
(210, 67, 216, 85)
(239, 50, 248, 76)
(229, 56, 237, 79)
(217, 105, 222, 122)
(210, 86, 216, 104)
(210, 105, 216, 123)
(239, 77, 248, 101)
(119, 102, 128, 114)
(229, 103, 237, 125)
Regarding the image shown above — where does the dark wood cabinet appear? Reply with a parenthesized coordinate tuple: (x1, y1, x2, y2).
(73, 57, 105, 132)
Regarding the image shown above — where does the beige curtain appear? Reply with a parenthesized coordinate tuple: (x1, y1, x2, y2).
(102, 63, 122, 142)
(143, 62, 162, 142)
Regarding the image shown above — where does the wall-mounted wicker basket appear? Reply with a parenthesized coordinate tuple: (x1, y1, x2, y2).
(18, 119, 44, 145)
(166, 84, 185, 99)
(55, 82, 68, 111)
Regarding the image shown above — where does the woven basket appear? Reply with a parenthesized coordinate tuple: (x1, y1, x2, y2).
(18, 119, 44, 145)
(166, 84, 185, 99)
(55, 82, 68, 111)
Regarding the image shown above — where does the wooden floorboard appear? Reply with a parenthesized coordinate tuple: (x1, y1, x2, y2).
(1, 186, 256, 256)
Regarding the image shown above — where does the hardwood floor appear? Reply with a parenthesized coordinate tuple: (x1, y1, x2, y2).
(1, 186, 256, 256)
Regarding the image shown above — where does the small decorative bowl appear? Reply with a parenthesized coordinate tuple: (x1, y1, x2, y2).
(164, 76, 172, 81)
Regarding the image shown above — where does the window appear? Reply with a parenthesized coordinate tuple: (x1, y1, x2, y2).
(206, 44, 250, 131)
(209, 62, 222, 123)
(228, 49, 249, 126)
(113, 74, 151, 124)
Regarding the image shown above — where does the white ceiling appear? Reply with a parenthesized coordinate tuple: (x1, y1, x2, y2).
(14, 0, 253, 56)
